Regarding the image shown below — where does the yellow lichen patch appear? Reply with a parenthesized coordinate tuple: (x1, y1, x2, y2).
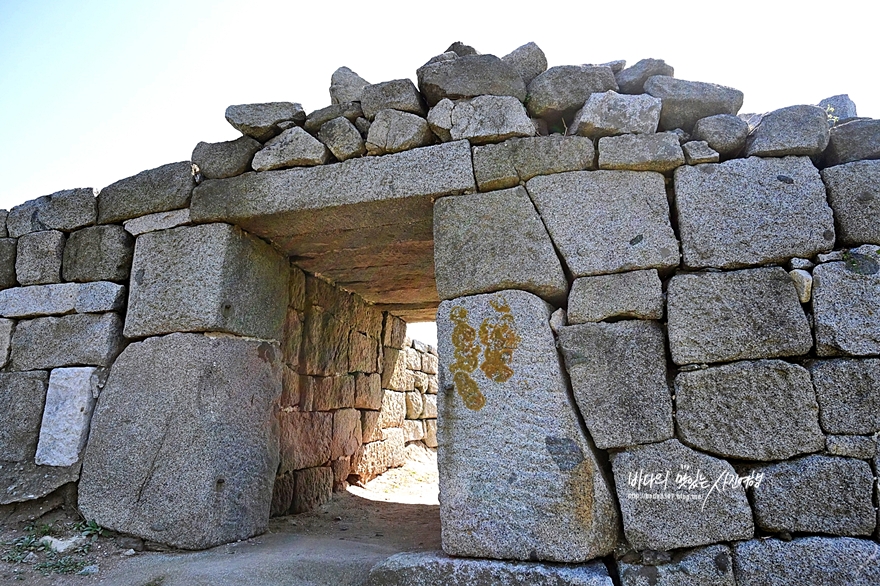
(479, 297, 521, 383)
(448, 306, 485, 410)
(453, 371, 485, 411)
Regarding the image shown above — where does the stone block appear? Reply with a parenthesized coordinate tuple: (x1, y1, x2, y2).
(331, 409, 361, 460)
(10, 313, 123, 371)
(437, 290, 619, 562)
(124, 223, 289, 340)
(0, 238, 16, 291)
(619, 545, 735, 586)
(34, 367, 100, 467)
(810, 358, 880, 434)
(404, 347, 420, 369)
(422, 394, 437, 418)
(122, 208, 191, 236)
(691, 114, 749, 156)
(501, 42, 547, 85)
(382, 347, 408, 390)
(291, 466, 332, 514)
(424, 420, 437, 448)
(303, 102, 363, 134)
(330, 456, 351, 490)
(750, 455, 875, 535)
(0, 282, 124, 318)
(0, 318, 11, 368)
(279, 411, 331, 473)
(354, 372, 383, 410)
(310, 375, 355, 411)
(270, 472, 294, 517)
(427, 96, 535, 145)
(819, 94, 858, 125)
(366, 551, 613, 586)
(378, 390, 406, 429)
(675, 156, 834, 268)
(422, 352, 438, 375)
(361, 79, 427, 120)
(598, 132, 685, 172)
(745, 105, 830, 157)
(0, 460, 80, 505)
(0, 371, 48, 462)
(682, 140, 720, 164)
(416, 54, 526, 106)
(348, 330, 378, 373)
(330, 67, 369, 105)
(382, 314, 407, 349)
(79, 333, 282, 549)
(644, 76, 744, 132)
(615, 58, 674, 95)
(402, 419, 424, 442)
(558, 321, 673, 449)
(62, 225, 134, 282)
(826, 435, 876, 459)
(570, 91, 661, 138)
(472, 135, 595, 192)
(526, 65, 618, 121)
(0, 210, 6, 237)
(611, 439, 754, 551)
(732, 537, 880, 586)
(404, 391, 423, 419)
(667, 267, 812, 365)
(252, 126, 330, 171)
(526, 170, 680, 277)
(97, 161, 194, 224)
(16, 230, 65, 285)
(355, 428, 405, 481)
(824, 118, 880, 166)
(433, 186, 567, 305)
(361, 410, 381, 443)
(676, 360, 824, 460)
(568, 269, 663, 323)
(224, 102, 305, 142)
(821, 160, 880, 246)
(366, 109, 434, 156)
(192, 135, 261, 180)
(812, 250, 880, 356)
(7, 188, 96, 237)
(317, 117, 366, 162)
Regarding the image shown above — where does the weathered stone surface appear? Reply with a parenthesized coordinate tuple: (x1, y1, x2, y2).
(279, 411, 331, 473)
(615, 59, 674, 95)
(733, 536, 880, 586)
(309, 375, 356, 411)
(7, 189, 96, 237)
(568, 270, 663, 323)
(667, 268, 812, 365)
(62, 225, 134, 282)
(445, 42, 479, 57)
(422, 352, 438, 375)
(472, 135, 594, 191)
(291, 466, 332, 514)
(821, 160, 880, 246)
(819, 94, 858, 125)
(125, 223, 289, 340)
(811, 358, 880, 434)
(526, 65, 618, 120)
(303, 102, 363, 134)
(225, 102, 305, 142)
(812, 251, 880, 356)
(16, 230, 65, 285)
(34, 367, 100, 467)
(619, 545, 735, 586)
(750, 455, 875, 535)
(317, 117, 366, 162)
(0, 281, 124, 318)
(0, 210, 6, 238)
(270, 472, 294, 517)
(526, 170, 680, 277)
(437, 290, 619, 562)
(570, 91, 662, 138)
(611, 439, 754, 551)
(9, 312, 122, 370)
(122, 208, 191, 236)
(401, 419, 424, 442)
(377, 390, 406, 429)
(826, 435, 876, 458)
(691, 114, 749, 156)
(355, 428, 405, 481)
(0, 318, 11, 368)
(0, 239, 16, 291)
(789, 268, 812, 302)
(675, 360, 824, 460)
(599, 132, 685, 172)
(366, 109, 434, 155)
(824, 118, 880, 166)
(330, 67, 369, 105)
(361, 79, 427, 120)
(417, 54, 526, 106)
(97, 161, 194, 224)
(434, 186, 567, 305)
(0, 371, 48, 462)
(331, 409, 361, 460)
(354, 372, 382, 410)
(192, 135, 261, 179)
(79, 333, 282, 549)
(745, 105, 830, 157)
(366, 551, 613, 586)
(422, 394, 437, 418)
(428, 96, 535, 145)
(674, 156, 835, 268)
(0, 460, 79, 505)
(682, 140, 719, 164)
(558, 321, 673, 449)
(501, 42, 547, 85)
(252, 127, 330, 171)
(404, 391, 423, 419)
(644, 76, 744, 132)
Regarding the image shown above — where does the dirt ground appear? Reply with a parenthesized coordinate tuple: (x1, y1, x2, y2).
(0, 447, 440, 585)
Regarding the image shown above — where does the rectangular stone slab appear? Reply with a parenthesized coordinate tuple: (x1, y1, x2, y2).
(437, 289, 619, 563)
(78, 333, 282, 549)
